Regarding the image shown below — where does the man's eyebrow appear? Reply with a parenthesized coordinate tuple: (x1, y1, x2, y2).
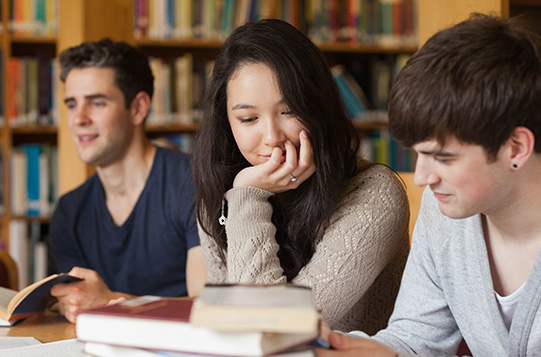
(63, 94, 108, 104)
(418, 149, 456, 157)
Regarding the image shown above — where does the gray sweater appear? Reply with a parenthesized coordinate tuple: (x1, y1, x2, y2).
(351, 188, 541, 356)
(199, 165, 410, 333)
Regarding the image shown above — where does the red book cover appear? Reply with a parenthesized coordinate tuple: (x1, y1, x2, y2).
(80, 296, 192, 322)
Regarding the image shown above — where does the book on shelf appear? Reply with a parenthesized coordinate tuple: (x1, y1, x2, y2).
(190, 284, 319, 334)
(7, 56, 57, 127)
(9, 148, 27, 217)
(9, 0, 58, 36)
(361, 129, 415, 171)
(8, 220, 29, 289)
(0, 273, 81, 326)
(331, 64, 371, 121)
(10, 144, 58, 217)
(148, 55, 212, 126)
(77, 294, 319, 357)
(9, 220, 57, 294)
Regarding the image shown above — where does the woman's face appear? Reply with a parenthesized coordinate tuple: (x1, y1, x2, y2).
(226, 62, 306, 166)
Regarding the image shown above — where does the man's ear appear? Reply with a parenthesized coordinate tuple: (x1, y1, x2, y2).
(130, 91, 151, 126)
(506, 126, 535, 170)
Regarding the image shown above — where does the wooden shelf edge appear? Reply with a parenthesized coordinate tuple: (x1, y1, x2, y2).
(136, 37, 418, 54)
(136, 37, 224, 49)
(10, 215, 51, 224)
(511, 0, 541, 7)
(145, 122, 200, 133)
(353, 121, 389, 130)
(317, 42, 418, 54)
(9, 35, 57, 44)
(10, 125, 58, 134)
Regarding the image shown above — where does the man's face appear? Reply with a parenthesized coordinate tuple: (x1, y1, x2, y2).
(64, 67, 134, 168)
(412, 137, 510, 219)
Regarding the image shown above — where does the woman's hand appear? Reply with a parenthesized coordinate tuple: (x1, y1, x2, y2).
(233, 130, 316, 192)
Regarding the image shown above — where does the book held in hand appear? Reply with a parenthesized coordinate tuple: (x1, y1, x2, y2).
(76, 292, 319, 357)
(190, 284, 320, 334)
(0, 273, 81, 326)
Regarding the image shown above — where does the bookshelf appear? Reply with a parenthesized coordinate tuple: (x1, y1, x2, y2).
(0, 0, 60, 289)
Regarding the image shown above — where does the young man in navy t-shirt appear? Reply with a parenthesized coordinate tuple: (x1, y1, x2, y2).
(49, 39, 206, 323)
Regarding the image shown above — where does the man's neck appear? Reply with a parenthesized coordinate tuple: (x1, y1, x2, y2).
(95, 138, 157, 226)
(485, 163, 541, 243)
(484, 157, 541, 295)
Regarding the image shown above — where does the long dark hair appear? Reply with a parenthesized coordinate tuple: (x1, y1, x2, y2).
(193, 19, 364, 280)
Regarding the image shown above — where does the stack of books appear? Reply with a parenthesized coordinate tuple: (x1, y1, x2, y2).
(76, 284, 322, 356)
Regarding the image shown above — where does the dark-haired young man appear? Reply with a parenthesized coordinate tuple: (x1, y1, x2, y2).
(319, 14, 541, 356)
(49, 39, 206, 323)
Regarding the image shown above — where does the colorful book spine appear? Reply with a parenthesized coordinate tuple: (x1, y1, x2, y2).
(24, 144, 41, 216)
(8, 56, 57, 127)
(331, 65, 368, 119)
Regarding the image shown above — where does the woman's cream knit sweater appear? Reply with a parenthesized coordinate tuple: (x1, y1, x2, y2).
(199, 165, 410, 333)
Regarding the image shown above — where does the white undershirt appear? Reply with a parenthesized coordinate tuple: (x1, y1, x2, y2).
(495, 283, 525, 331)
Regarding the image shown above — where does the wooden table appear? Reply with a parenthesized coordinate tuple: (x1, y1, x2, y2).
(0, 312, 76, 343)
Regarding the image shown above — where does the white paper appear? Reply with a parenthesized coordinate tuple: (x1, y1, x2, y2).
(0, 339, 85, 356)
(0, 337, 41, 350)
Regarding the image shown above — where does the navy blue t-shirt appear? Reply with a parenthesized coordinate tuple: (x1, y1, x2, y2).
(50, 147, 200, 297)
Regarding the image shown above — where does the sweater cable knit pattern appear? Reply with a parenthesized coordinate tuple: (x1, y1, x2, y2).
(199, 165, 410, 332)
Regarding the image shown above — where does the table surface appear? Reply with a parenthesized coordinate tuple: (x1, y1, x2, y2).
(0, 312, 76, 343)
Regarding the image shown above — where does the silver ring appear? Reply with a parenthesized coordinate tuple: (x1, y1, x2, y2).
(289, 173, 297, 182)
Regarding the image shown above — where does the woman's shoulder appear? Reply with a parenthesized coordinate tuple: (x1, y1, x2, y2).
(336, 164, 409, 216)
(350, 164, 406, 196)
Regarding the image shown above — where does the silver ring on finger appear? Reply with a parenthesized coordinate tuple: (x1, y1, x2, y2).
(289, 173, 297, 182)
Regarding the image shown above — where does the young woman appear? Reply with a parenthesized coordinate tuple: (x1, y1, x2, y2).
(192, 19, 409, 333)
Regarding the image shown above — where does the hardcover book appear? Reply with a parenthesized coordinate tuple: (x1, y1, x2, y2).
(190, 284, 319, 334)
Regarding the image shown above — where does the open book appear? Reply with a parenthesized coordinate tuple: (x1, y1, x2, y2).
(0, 273, 81, 325)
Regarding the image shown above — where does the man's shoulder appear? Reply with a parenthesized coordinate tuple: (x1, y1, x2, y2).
(57, 174, 101, 207)
(155, 147, 192, 171)
(156, 146, 191, 162)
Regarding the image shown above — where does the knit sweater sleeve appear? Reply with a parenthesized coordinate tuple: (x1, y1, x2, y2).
(223, 186, 286, 283)
(196, 186, 282, 284)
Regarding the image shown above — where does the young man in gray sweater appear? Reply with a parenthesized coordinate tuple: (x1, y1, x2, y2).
(319, 14, 541, 357)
